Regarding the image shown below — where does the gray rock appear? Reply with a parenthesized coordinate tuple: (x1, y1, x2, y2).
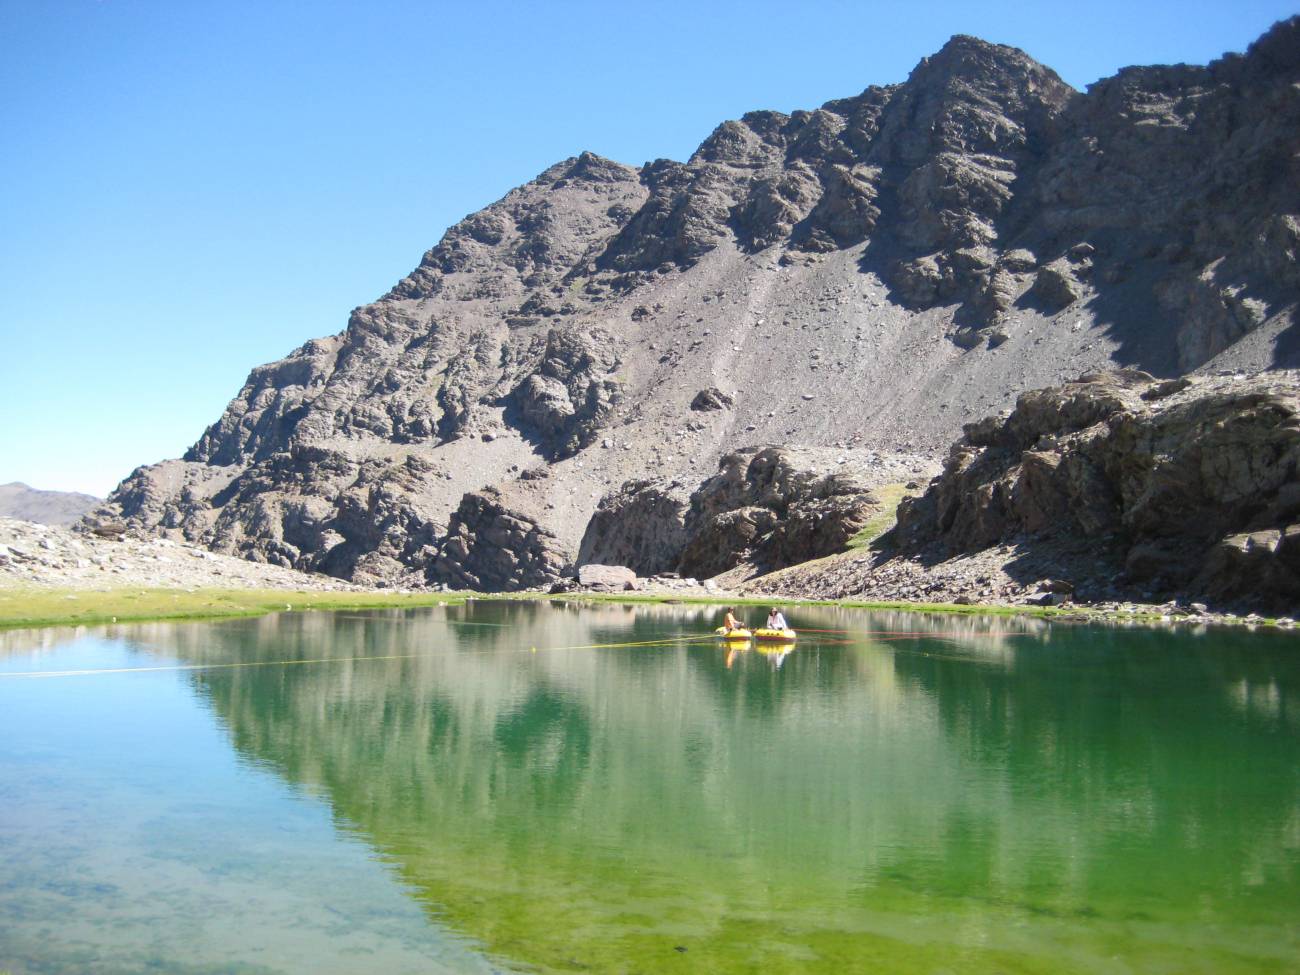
(690, 387, 734, 412)
(576, 563, 638, 591)
(509, 327, 622, 459)
(431, 489, 568, 591)
(577, 478, 690, 575)
(1031, 260, 1081, 310)
(999, 249, 1037, 273)
(896, 370, 1300, 610)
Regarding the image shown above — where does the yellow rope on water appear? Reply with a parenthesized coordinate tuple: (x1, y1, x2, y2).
(0, 633, 720, 680)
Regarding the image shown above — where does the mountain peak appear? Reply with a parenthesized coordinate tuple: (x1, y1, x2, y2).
(912, 31, 1072, 94)
(559, 151, 637, 184)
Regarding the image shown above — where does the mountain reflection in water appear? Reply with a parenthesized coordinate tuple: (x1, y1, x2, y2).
(111, 601, 1300, 975)
(0, 603, 1294, 975)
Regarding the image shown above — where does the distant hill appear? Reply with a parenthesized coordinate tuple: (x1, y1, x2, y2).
(0, 482, 101, 527)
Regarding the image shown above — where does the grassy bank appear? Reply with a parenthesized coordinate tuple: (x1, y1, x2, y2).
(0, 586, 466, 630)
(849, 482, 912, 550)
(0, 582, 1070, 632)
(534, 590, 1070, 619)
(2, 584, 1277, 633)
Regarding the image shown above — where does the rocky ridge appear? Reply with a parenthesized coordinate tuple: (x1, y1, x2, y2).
(94, 20, 1300, 592)
(0, 483, 100, 528)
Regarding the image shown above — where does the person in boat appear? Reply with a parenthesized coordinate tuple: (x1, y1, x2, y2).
(723, 609, 745, 632)
(766, 607, 788, 631)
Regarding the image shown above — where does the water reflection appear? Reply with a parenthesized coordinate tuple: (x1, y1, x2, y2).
(114, 604, 1300, 972)
(5, 604, 1299, 974)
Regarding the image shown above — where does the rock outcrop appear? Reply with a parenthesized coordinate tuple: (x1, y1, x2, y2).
(431, 489, 569, 592)
(506, 327, 623, 459)
(576, 478, 690, 576)
(678, 447, 880, 578)
(894, 371, 1300, 608)
(578, 446, 916, 582)
(93, 20, 1300, 589)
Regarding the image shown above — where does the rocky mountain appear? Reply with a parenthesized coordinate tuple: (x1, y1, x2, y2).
(0, 482, 100, 528)
(95, 18, 1300, 591)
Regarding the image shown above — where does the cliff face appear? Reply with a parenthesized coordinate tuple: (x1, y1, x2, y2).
(896, 371, 1300, 605)
(576, 446, 932, 582)
(96, 19, 1300, 589)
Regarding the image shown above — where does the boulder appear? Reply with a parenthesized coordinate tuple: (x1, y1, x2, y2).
(576, 564, 638, 591)
(1031, 259, 1082, 310)
(690, 387, 735, 411)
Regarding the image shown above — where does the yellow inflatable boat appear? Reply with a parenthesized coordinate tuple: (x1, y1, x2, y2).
(753, 628, 797, 643)
(714, 627, 753, 641)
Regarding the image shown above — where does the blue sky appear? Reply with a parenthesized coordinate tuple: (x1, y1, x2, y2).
(3, 0, 1297, 496)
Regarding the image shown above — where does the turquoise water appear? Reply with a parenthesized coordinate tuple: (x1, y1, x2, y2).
(1, 603, 1297, 973)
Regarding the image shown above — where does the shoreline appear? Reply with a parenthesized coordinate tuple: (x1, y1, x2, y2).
(6, 518, 1296, 636)
(0, 586, 466, 631)
(2, 582, 1294, 633)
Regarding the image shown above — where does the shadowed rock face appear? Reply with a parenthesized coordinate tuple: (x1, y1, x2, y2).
(895, 371, 1300, 609)
(95, 20, 1300, 589)
(431, 489, 568, 592)
(578, 447, 883, 581)
(678, 447, 880, 578)
(576, 478, 691, 576)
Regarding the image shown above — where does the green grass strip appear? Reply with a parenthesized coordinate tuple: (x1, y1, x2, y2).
(0, 587, 466, 631)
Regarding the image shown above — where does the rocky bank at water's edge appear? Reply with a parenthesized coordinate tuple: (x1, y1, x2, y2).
(21, 366, 1300, 623)
(741, 370, 1300, 618)
(25, 376, 1300, 623)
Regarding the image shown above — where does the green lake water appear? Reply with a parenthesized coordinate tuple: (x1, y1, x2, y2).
(1, 602, 1297, 974)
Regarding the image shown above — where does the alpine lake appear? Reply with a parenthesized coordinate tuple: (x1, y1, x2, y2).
(1, 601, 1297, 974)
